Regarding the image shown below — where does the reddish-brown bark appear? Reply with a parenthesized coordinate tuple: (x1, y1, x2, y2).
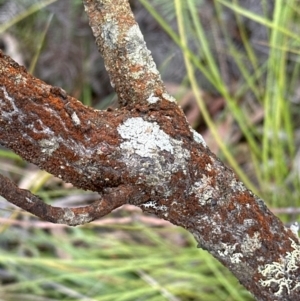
(0, 1, 299, 300)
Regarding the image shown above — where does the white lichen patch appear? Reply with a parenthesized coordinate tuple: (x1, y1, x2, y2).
(38, 137, 59, 155)
(125, 25, 159, 75)
(191, 128, 206, 147)
(147, 93, 160, 104)
(162, 92, 176, 103)
(13, 73, 27, 85)
(259, 238, 300, 296)
(230, 252, 244, 264)
(141, 200, 168, 217)
(190, 175, 215, 205)
(205, 163, 212, 172)
(0, 86, 19, 120)
(243, 219, 256, 228)
(218, 242, 243, 264)
(117, 117, 190, 192)
(141, 200, 167, 212)
(118, 117, 174, 156)
(101, 20, 119, 49)
(241, 232, 261, 254)
(28, 119, 55, 137)
(71, 112, 80, 126)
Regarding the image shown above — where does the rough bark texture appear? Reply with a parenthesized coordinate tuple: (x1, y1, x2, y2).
(0, 1, 299, 300)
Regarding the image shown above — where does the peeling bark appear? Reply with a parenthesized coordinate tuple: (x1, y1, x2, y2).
(0, 1, 299, 300)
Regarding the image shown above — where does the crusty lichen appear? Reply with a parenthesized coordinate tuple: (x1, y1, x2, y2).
(117, 117, 190, 194)
(0, 86, 19, 120)
(189, 175, 215, 205)
(241, 232, 262, 255)
(141, 200, 168, 217)
(229, 178, 247, 192)
(218, 242, 243, 264)
(71, 112, 81, 126)
(146, 93, 160, 104)
(57, 209, 94, 226)
(117, 117, 174, 156)
(100, 19, 119, 49)
(39, 138, 59, 155)
(125, 24, 159, 76)
(258, 238, 300, 296)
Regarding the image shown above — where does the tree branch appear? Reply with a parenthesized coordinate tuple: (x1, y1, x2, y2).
(0, 174, 132, 226)
(83, 0, 174, 108)
(0, 1, 299, 300)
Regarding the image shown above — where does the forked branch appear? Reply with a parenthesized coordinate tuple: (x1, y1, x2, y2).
(0, 1, 299, 300)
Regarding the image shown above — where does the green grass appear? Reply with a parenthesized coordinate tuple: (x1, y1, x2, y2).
(0, 215, 253, 301)
(0, 0, 300, 300)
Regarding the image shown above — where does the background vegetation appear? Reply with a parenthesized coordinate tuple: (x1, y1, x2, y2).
(0, 0, 299, 300)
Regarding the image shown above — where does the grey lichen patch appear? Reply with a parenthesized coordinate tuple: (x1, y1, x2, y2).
(125, 25, 159, 75)
(243, 218, 256, 228)
(58, 208, 75, 224)
(57, 209, 93, 226)
(117, 117, 190, 192)
(229, 178, 247, 192)
(241, 232, 261, 254)
(259, 238, 300, 296)
(71, 213, 94, 225)
(255, 197, 268, 212)
(39, 137, 59, 155)
(101, 19, 119, 49)
(191, 128, 206, 147)
(190, 175, 216, 205)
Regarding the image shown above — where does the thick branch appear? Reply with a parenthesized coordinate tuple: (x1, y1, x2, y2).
(0, 1, 299, 300)
(0, 51, 131, 192)
(1, 49, 299, 301)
